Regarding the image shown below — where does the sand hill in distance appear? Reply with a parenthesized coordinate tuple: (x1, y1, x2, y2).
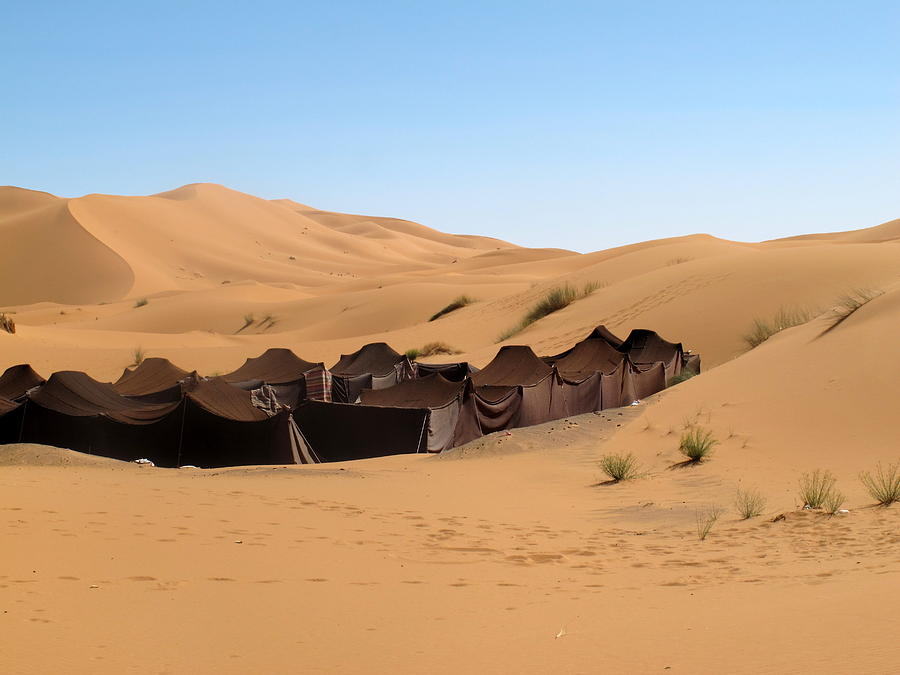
(2, 183, 899, 673)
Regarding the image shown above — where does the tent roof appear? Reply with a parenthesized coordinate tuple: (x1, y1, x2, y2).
(555, 339, 625, 381)
(471, 346, 552, 387)
(0, 397, 20, 415)
(114, 357, 191, 396)
(619, 329, 683, 365)
(0, 364, 45, 401)
(222, 348, 321, 384)
(360, 373, 466, 409)
(186, 378, 268, 422)
(331, 342, 405, 377)
(28, 371, 176, 422)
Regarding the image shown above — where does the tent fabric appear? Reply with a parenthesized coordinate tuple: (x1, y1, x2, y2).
(618, 329, 685, 379)
(331, 342, 407, 378)
(0, 398, 25, 444)
(471, 346, 552, 387)
(414, 361, 477, 381)
(304, 368, 332, 402)
(113, 358, 192, 403)
(472, 385, 522, 434)
(543, 325, 624, 362)
(185, 378, 269, 422)
(553, 339, 626, 381)
(0, 364, 45, 401)
(360, 373, 466, 409)
(293, 400, 428, 462)
(222, 348, 321, 385)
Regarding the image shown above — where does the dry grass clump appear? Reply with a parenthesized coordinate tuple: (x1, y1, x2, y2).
(821, 288, 883, 335)
(823, 489, 846, 515)
(734, 487, 766, 519)
(0, 313, 15, 334)
(798, 469, 840, 510)
(667, 256, 693, 266)
(859, 461, 900, 506)
(134, 297, 149, 308)
(695, 505, 723, 541)
(599, 452, 640, 482)
(498, 283, 600, 341)
(668, 369, 698, 387)
(131, 346, 145, 367)
(406, 341, 460, 360)
(743, 306, 813, 349)
(678, 426, 717, 463)
(236, 314, 255, 333)
(429, 295, 475, 322)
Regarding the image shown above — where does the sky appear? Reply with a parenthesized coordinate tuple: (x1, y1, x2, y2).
(2, 1, 898, 251)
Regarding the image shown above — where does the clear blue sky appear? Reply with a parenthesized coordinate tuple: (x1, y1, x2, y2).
(3, 1, 898, 251)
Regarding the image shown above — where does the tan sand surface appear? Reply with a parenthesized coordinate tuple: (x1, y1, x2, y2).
(2, 184, 900, 672)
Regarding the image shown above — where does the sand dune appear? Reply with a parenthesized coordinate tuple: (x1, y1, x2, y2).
(2, 184, 900, 672)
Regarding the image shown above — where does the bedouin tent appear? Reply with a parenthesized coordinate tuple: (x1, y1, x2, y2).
(330, 342, 416, 403)
(14, 371, 297, 468)
(293, 399, 428, 462)
(0, 397, 26, 444)
(221, 348, 328, 408)
(114, 357, 195, 404)
(471, 345, 559, 428)
(617, 329, 686, 381)
(0, 364, 45, 401)
(360, 373, 481, 452)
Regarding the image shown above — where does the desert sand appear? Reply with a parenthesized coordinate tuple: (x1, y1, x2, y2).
(2, 184, 899, 673)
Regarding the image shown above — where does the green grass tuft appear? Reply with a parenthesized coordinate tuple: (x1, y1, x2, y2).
(131, 346, 145, 367)
(599, 452, 640, 482)
(743, 306, 813, 349)
(798, 469, 838, 509)
(859, 461, 900, 506)
(668, 369, 699, 387)
(678, 427, 717, 463)
(134, 298, 149, 308)
(429, 295, 475, 322)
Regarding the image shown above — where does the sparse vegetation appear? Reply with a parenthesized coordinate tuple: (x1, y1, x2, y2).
(134, 298, 149, 308)
(743, 306, 814, 349)
(821, 288, 883, 334)
(497, 282, 601, 342)
(258, 314, 277, 330)
(599, 452, 640, 482)
(823, 489, 846, 515)
(859, 461, 900, 506)
(429, 295, 475, 322)
(678, 426, 717, 463)
(798, 469, 839, 510)
(734, 487, 766, 519)
(131, 346, 145, 367)
(695, 505, 723, 540)
(667, 257, 693, 266)
(237, 314, 255, 333)
(0, 313, 16, 334)
(406, 341, 460, 360)
(668, 369, 698, 387)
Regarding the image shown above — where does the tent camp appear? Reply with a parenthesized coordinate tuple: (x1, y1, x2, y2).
(330, 342, 416, 403)
(360, 373, 481, 452)
(222, 348, 328, 408)
(471, 345, 558, 427)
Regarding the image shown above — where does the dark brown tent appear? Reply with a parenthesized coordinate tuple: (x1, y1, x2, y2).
(330, 342, 416, 402)
(413, 361, 478, 382)
(618, 329, 686, 380)
(0, 397, 25, 444)
(471, 346, 557, 427)
(221, 348, 325, 408)
(114, 357, 193, 403)
(293, 399, 428, 462)
(360, 374, 481, 451)
(0, 364, 45, 401)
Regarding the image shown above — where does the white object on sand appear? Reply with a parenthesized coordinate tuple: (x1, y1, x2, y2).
(134, 458, 155, 466)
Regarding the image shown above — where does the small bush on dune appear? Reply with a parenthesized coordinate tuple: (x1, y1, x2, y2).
(134, 298, 149, 308)
(131, 346, 145, 367)
(734, 487, 766, 519)
(668, 369, 698, 387)
(743, 306, 813, 349)
(524, 284, 578, 325)
(822, 288, 883, 334)
(429, 295, 475, 322)
(678, 427, 717, 463)
(823, 489, 846, 515)
(236, 314, 255, 333)
(798, 469, 839, 510)
(0, 313, 15, 334)
(695, 505, 723, 541)
(405, 348, 420, 359)
(406, 342, 460, 360)
(582, 280, 607, 295)
(860, 461, 900, 506)
(599, 452, 640, 482)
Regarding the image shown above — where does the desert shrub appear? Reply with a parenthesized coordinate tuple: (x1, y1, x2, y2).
(859, 461, 900, 506)
(823, 489, 846, 515)
(429, 295, 475, 322)
(406, 342, 459, 360)
(134, 298, 149, 308)
(599, 452, 640, 482)
(695, 505, 723, 541)
(404, 348, 420, 360)
(667, 257, 693, 266)
(678, 427, 717, 463)
(237, 314, 255, 333)
(743, 306, 813, 349)
(496, 324, 522, 342)
(668, 369, 698, 387)
(734, 487, 766, 519)
(0, 313, 15, 334)
(822, 288, 883, 334)
(523, 284, 578, 326)
(132, 346, 145, 366)
(798, 469, 838, 509)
